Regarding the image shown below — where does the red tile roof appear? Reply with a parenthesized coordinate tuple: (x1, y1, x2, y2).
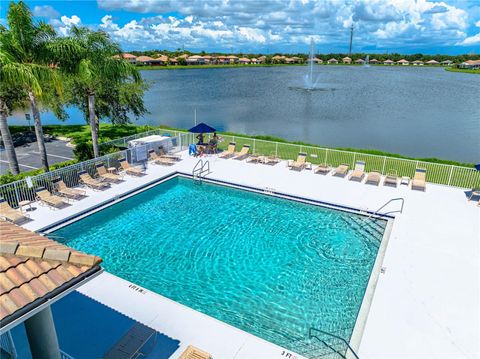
(0, 221, 102, 324)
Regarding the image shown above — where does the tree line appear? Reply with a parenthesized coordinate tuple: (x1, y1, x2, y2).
(0, 1, 148, 175)
(128, 49, 479, 64)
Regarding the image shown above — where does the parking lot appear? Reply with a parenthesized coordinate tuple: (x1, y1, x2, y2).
(0, 139, 74, 175)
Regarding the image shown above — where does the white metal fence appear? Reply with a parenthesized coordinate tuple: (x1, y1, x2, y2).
(0, 132, 193, 208)
(0, 131, 478, 208)
(103, 128, 479, 189)
(0, 150, 129, 207)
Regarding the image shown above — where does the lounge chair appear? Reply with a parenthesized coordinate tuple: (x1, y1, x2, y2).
(96, 163, 123, 182)
(365, 171, 381, 186)
(288, 152, 308, 171)
(0, 199, 29, 224)
(103, 323, 157, 359)
(148, 149, 176, 165)
(79, 171, 110, 190)
(119, 158, 145, 176)
(384, 172, 398, 187)
(246, 154, 262, 163)
(349, 161, 366, 181)
(159, 149, 182, 161)
(35, 188, 67, 209)
(262, 154, 280, 165)
(412, 168, 427, 191)
(315, 163, 331, 175)
(333, 163, 349, 177)
(178, 345, 212, 359)
(218, 142, 236, 158)
(53, 178, 86, 199)
(233, 144, 251, 160)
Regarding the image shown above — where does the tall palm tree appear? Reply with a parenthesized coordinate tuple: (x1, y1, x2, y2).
(0, 1, 62, 172)
(0, 96, 19, 175)
(65, 27, 140, 157)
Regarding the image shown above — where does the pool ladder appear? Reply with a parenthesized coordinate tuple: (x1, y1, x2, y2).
(192, 159, 210, 183)
(308, 327, 360, 359)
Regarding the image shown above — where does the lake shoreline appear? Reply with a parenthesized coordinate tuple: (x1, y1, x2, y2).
(137, 63, 465, 71)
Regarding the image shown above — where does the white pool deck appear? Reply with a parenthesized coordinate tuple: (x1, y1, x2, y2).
(22, 151, 479, 359)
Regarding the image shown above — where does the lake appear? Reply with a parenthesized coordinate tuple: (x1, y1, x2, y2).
(10, 66, 480, 163)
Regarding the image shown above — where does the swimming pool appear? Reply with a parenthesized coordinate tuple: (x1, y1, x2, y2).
(53, 177, 387, 357)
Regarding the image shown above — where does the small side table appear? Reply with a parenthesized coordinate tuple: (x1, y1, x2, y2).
(107, 167, 117, 174)
(400, 176, 410, 186)
(19, 200, 33, 213)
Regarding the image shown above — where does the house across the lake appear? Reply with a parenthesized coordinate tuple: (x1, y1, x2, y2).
(383, 59, 394, 65)
(397, 59, 409, 66)
(327, 58, 338, 64)
(458, 59, 480, 69)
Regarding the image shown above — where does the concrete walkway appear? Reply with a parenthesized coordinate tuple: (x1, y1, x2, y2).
(23, 151, 479, 359)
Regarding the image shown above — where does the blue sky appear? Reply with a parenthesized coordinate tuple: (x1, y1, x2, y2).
(1, 0, 479, 54)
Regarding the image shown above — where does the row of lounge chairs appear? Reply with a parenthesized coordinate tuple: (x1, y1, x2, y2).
(218, 142, 251, 160)
(0, 157, 154, 223)
(217, 142, 281, 165)
(286, 154, 427, 190)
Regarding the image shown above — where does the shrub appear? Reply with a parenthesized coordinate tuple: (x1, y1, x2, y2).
(73, 141, 94, 161)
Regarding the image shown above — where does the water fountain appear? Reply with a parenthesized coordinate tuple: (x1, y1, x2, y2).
(364, 54, 370, 68)
(289, 38, 334, 92)
(304, 38, 318, 90)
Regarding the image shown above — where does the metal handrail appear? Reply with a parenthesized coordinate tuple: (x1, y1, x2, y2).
(192, 159, 210, 182)
(193, 159, 204, 177)
(309, 327, 360, 359)
(368, 197, 404, 218)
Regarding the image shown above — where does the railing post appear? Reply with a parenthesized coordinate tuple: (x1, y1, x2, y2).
(253, 139, 256, 154)
(382, 156, 387, 175)
(352, 153, 356, 167)
(13, 182, 21, 206)
(324, 149, 328, 164)
(275, 142, 278, 157)
(448, 165, 454, 186)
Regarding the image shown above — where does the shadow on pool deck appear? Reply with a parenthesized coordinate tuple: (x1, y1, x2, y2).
(9, 291, 180, 359)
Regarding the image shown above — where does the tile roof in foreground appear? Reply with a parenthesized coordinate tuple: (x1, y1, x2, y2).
(0, 221, 102, 326)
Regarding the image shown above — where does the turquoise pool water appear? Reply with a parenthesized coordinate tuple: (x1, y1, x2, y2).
(54, 177, 385, 356)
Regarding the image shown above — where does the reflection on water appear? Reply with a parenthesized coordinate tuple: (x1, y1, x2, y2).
(10, 66, 480, 162)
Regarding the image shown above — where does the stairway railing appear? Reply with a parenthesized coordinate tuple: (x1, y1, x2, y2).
(192, 159, 210, 183)
(368, 197, 404, 218)
(309, 327, 360, 359)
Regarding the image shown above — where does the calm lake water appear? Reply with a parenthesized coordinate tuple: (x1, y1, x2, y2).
(10, 66, 479, 162)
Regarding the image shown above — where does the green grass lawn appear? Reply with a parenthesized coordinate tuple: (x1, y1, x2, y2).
(445, 67, 480, 74)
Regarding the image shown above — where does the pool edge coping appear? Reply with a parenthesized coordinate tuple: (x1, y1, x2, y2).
(39, 170, 396, 358)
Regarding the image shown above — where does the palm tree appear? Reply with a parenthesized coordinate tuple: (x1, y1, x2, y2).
(0, 96, 19, 175)
(0, 1, 62, 172)
(64, 27, 141, 157)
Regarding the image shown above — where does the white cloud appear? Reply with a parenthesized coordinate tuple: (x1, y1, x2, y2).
(32, 5, 59, 19)
(476, 20, 480, 27)
(457, 33, 480, 45)
(91, 0, 476, 51)
(52, 15, 82, 36)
